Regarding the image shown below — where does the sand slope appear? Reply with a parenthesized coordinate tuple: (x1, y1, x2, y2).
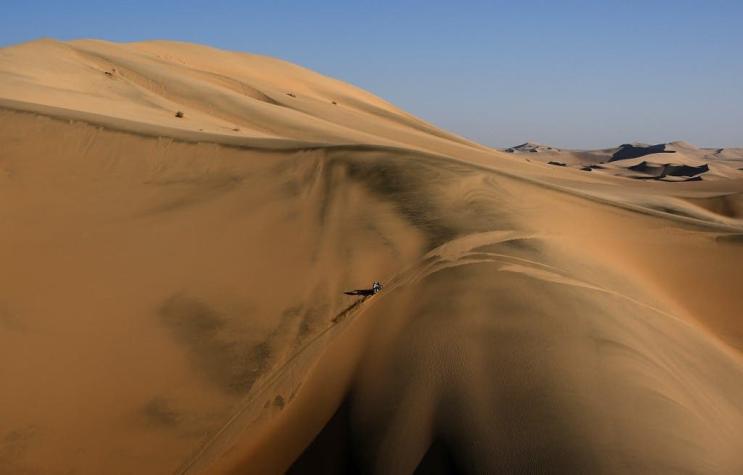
(1, 39, 742, 474)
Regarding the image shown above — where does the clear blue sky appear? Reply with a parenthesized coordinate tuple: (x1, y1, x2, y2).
(2, 1, 742, 148)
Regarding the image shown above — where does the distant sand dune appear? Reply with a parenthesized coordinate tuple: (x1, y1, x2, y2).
(502, 139, 743, 183)
(1, 39, 742, 474)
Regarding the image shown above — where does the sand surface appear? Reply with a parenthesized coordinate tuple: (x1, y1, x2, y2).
(1, 39, 742, 474)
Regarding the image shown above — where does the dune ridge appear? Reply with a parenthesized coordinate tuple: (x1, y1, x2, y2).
(1, 39, 742, 474)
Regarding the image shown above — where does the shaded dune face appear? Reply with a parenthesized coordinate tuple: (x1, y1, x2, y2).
(193, 154, 743, 474)
(2, 40, 743, 475)
(289, 250, 743, 474)
(258, 221, 743, 474)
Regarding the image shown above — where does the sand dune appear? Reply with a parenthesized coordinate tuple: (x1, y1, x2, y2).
(1, 39, 743, 474)
(504, 142, 561, 153)
(503, 140, 743, 182)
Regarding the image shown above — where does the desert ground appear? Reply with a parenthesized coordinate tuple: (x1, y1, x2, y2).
(1, 39, 742, 474)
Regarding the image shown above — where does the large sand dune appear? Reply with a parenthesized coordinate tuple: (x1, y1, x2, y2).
(1, 39, 742, 474)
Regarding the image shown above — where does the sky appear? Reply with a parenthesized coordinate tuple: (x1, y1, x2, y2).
(2, 0, 742, 149)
